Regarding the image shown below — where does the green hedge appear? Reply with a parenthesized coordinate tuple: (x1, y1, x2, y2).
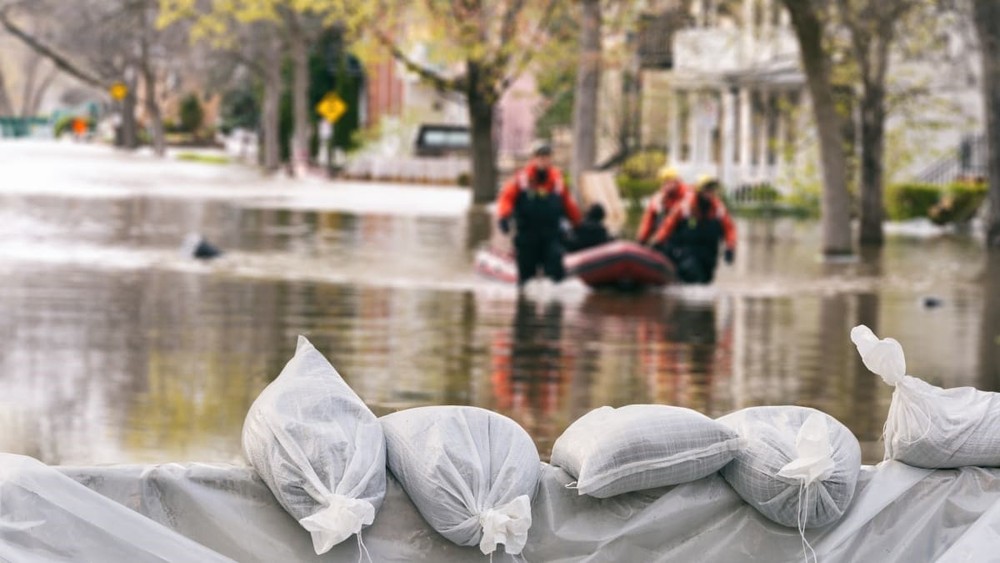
(885, 183, 942, 221)
(616, 177, 660, 202)
(619, 149, 666, 180)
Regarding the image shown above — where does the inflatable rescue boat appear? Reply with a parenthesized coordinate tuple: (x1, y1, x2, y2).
(474, 240, 674, 290)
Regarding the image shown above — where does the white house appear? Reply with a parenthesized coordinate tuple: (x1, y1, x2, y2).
(650, 0, 983, 192)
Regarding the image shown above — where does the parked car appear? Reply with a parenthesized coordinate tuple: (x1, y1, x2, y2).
(414, 124, 470, 157)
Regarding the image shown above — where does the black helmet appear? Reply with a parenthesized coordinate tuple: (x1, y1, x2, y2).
(586, 203, 606, 222)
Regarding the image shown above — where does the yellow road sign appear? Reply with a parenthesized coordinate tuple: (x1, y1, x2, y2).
(316, 92, 347, 123)
(109, 82, 128, 101)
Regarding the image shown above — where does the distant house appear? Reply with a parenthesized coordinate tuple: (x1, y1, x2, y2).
(362, 42, 541, 167)
(637, 0, 983, 192)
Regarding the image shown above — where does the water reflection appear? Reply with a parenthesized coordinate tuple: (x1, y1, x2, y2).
(490, 297, 567, 456)
(2, 159, 999, 466)
(485, 292, 739, 459)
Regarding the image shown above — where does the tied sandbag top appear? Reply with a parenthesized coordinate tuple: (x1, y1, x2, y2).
(852, 324, 1000, 468)
(242, 336, 386, 554)
(380, 405, 540, 555)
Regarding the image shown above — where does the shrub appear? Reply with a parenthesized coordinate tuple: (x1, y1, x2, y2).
(179, 93, 204, 134)
(885, 183, 941, 221)
(619, 149, 667, 181)
(729, 183, 780, 205)
(616, 176, 660, 202)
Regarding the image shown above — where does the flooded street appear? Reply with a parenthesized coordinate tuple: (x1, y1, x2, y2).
(1, 142, 997, 465)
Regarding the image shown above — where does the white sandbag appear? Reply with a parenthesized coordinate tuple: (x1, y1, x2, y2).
(242, 336, 386, 555)
(380, 406, 540, 556)
(551, 404, 742, 498)
(718, 406, 861, 529)
(852, 324, 1000, 468)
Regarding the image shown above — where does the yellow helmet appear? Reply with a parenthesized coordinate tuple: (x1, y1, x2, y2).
(696, 174, 719, 190)
(657, 166, 679, 182)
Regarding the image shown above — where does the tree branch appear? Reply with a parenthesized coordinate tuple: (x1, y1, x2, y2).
(498, 0, 559, 93)
(371, 26, 466, 93)
(0, 4, 105, 89)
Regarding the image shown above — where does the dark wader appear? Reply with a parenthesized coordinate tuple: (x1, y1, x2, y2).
(513, 189, 567, 285)
(660, 215, 724, 284)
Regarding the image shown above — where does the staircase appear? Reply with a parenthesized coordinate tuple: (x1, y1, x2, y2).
(914, 134, 987, 185)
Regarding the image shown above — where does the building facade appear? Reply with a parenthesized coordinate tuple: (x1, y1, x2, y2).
(650, 0, 983, 192)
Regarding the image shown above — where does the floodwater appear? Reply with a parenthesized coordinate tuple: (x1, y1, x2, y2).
(1, 142, 998, 466)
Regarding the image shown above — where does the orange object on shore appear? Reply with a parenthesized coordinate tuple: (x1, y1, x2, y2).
(71, 117, 87, 137)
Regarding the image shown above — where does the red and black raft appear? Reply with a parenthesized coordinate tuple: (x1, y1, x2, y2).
(474, 240, 675, 290)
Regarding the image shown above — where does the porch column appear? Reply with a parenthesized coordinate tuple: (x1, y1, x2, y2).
(688, 90, 701, 166)
(756, 90, 769, 177)
(775, 90, 788, 180)
(669, 87, 681, 164)
(721, 86, 736, 188)
(738, 86, 752, 182)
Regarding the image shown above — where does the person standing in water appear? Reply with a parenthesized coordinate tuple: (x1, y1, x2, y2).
(496, 142, 582, 286)
(649, 176, 736, 284)
(636, 166, 691, 245)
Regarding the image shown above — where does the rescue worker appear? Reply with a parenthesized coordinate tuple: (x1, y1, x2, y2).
(496, 142, 582, 285)
(636, 166, 691, 245)
(566, 203, 613, 252)
(649, 175, 736, 284)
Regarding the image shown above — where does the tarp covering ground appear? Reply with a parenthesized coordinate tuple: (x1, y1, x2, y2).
(1, 452, 997, 562)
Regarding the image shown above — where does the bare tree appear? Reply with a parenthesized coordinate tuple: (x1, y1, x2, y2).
(1, 0, 182, 153)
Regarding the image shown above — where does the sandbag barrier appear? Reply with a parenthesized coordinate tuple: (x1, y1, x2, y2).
(3, 327, 995, 561)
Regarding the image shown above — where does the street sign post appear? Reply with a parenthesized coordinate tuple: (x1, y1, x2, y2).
(109, 82, 128, 101)
(316, 92, 347, 176)
(316, 92, 346, 124)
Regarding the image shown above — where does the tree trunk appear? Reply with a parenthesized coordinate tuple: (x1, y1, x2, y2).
(858, 82, 886, 245)
(467, 61, 498, 205)
(974, 0, 1000, 248)
(141, 64, 166, 156)
(139, 8, 165, 157)
(290, 29, 311, 177)
(0, 69, 13, 115)
(980, 250, 1000, 388)
(261, 61, 283, 172)
(120, 85, 139, 149)
(783, 0, 853, 256)
(571, 0, 601, 195)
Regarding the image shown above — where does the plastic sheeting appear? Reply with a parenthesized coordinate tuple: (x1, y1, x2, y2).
(0, 453, 991, 562)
